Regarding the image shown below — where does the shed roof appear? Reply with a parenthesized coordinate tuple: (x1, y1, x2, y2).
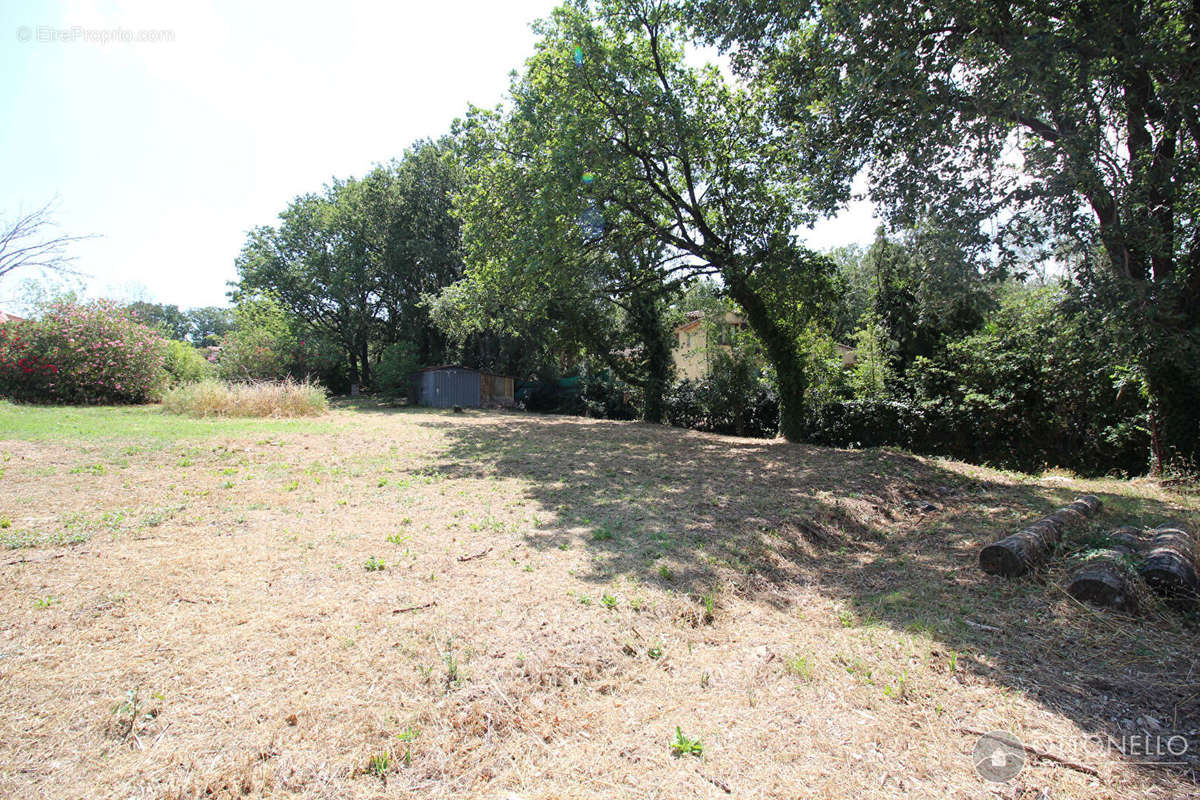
(417, 364, 513, 378)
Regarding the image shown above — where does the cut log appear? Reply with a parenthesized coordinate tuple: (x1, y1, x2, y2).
(1107, 526, 1149, 555)
(1067, 550, 1141, 613)
(980, 519, 1064, 577)
(979, 496, 1104, 577)
(1139, 524, 1198, 602)
(1069, 495, 1103, 517)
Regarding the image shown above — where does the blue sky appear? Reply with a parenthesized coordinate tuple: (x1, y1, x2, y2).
(0, 0, 876, 311)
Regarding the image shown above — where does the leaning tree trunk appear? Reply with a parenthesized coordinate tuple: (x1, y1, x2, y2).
(979, 495, 1102, 577)
(1139, 523, 1199, 603)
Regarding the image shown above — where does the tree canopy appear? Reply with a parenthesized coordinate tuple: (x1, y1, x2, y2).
(690, 0, 1200, 468)
(434, 0, 837, 437)
(234, 139, 465, 388)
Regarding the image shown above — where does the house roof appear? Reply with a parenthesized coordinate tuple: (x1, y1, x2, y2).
(673, 310, 744, 334)
(0, 310, 25, 324)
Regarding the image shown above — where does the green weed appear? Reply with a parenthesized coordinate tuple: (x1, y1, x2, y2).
(670, 726, 703, 758)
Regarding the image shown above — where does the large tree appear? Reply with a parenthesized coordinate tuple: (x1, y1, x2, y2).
(235, 140, 465, 388)
(434, 98, 686, 421)
(235, 185, 382, 387)
(369, 139, 467, 366)
(440, 0, 835, 438)
(691, 0, 1200, 469)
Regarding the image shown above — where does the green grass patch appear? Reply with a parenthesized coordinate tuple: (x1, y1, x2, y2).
(0, 401, 338, 442)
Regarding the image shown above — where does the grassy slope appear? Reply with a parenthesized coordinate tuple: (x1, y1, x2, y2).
(0, 403, 1196, 799)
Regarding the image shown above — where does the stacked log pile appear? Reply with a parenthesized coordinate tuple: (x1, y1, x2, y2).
(1065, 523, 1198, 613)
(979, 496, 1103, 577)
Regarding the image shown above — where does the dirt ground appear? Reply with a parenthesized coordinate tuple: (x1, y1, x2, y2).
(1, 402, 1198, 799)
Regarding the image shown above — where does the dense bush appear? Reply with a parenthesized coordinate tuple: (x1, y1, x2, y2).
(664, 372, 779, 438)
(218, 296, 349, 391)
(664, 379, 705, 430)
(801, 399, 926, 449)
(163, 339, 213, 386)
(515, 366, 636, 419)
(0, 300, 166, 404)
(162, 378, 328, 417)
(802, 287, 1151, 476)
(217, 297, 295, 381)
(576, 365, 637, 419)
(904, 286, 1149, 475)
(375, 342, 421, 396)
(517, 378, 568, 412)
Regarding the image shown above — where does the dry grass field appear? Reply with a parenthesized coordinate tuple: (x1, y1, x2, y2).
(1, 400, 1197, 799)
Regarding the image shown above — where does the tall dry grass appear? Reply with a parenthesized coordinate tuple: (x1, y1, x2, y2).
(162, 378, 328, 418)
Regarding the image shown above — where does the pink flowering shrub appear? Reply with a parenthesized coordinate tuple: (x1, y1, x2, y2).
(0, 300, 167, 404)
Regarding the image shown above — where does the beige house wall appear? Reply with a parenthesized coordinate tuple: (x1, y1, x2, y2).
(671, 311, 744, 381)
(672, 311, 857, 380)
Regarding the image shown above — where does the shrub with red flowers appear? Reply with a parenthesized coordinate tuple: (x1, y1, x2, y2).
(0, 299, 167, 404)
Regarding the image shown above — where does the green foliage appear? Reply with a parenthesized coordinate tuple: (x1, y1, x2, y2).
(694, 0, 1200, 468)
(186, 306, 234, 347)
(785, 653, 814, 681)
(907, 285, 1150, 474)
(162, 339, 212, 386)
(438, 0, 835, 438)
(848, 315, 893, 400)
(799, 323, 849, 407)
(126, 302, 233, 346)
(366, 751, 390, 779)
(670, 726, 703, 758)
(0, 299, 166, 404)
(235, 139, 465, 389)
(375, 341, 420, 396)
(126, 301, 191, 341)
(217, 295, 297, 381)
(804, 285, 1152, 475)
(577, 362, 637, 420)
(664, 326, 779, 438)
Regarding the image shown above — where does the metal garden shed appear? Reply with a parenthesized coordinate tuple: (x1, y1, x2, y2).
(414, 366, 515, 408)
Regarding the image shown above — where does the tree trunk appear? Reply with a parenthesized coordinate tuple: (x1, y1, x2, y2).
(1067, 551, 1141, 613)
(979, 495, 1102, 577)
(1142, 342, 1200, 474)
(629, 291, 670, 424)
(359, 337, 371, 388)
(347, 349, 360, 390)
(726, 282, 807, 441)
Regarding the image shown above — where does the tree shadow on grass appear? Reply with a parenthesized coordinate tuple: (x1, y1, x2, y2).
(408, 411, 1200, 785)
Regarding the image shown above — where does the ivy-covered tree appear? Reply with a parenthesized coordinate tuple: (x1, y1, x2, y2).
(434, 99, 682, 420)
(439, 0, 836, 438)
(691, 0, 1200, 469)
